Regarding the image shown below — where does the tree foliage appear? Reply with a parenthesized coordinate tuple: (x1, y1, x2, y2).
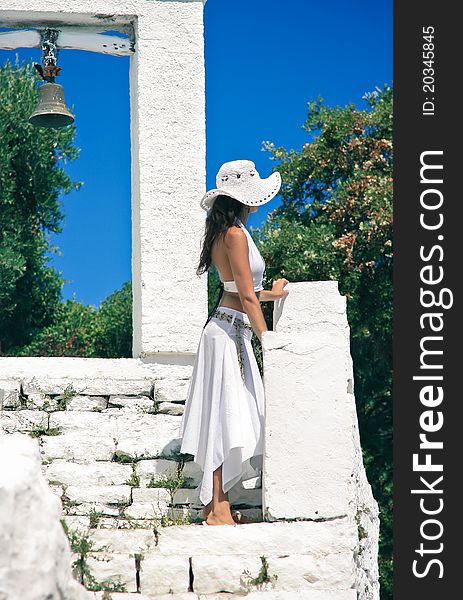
(0, 57, 83, 354)
(9, 282, 132, 358)
(0, 57, 133, 359)
(254, 84, 393, 599)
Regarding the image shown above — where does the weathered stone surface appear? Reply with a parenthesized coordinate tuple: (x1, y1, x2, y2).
(262, 282, 380, 599)
(182, 460, 203, 485)
(126, 487, 171, 519)
(191, 554, 263, 594)
(40, 432, 116, 462)
(156, 377, 191, 402)
(157, 401, 185, 415)
(42, 411, 183, 461)
(65, 485, 132, 505)
(67, 395, 108, 411)
(0, 432, 90, 599)
(86, 552, 137, 593)
(86, 592, 153, 600)
(113, 415, 182, 459)
(148, 595, 196, 600)
(90, 529, 156, 554)
(65, 503, 121, 518)
(26, 392, 51, 409)
(202, 592, 357, 600)
(0, 384, 20, 410)
(0, 358, 193, 395)
(132, 487, 172, 503)
(108, 395, 154, 412)
(48, 411, 115, 434)
(139, 554, 192, 596)
(44, 459, 133, 487)
(1, 409, 49, 433)
(266, 552, 355, 590)
(61, 515, 91, 532)
(136, 457, 179, 486)
(147, 519, 355, 557)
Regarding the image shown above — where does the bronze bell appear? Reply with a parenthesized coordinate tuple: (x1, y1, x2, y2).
(29, 82, 74, 128)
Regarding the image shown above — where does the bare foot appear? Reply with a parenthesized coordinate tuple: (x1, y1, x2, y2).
(205, 509, 236, 526)
(202, 500, 213, 520)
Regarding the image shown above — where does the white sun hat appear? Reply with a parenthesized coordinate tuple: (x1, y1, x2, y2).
(200, 159, 282, 211)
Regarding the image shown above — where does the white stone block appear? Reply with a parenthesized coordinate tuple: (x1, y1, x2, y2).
(148, 519, 355, 557)
(67, 395, 108, 411)
(157, 402, 185, 416)
(127, 487, 171, 519)
(90, 529, 156, 554)
(108, 395, 154, 412)
(112, 415, 183, 459)
(124, 502, 168, 521)
(132, 488, 172, 503)
(65, 503, 121, 518)
(182, 460, 203, 485)
(44, 459, 133, 487)
(86, 552, 137, 593)
(267, 552, 355, 590)
(136, 458, 179, 486)
(192, 554, 263, 594)
(61, 515, 91, 532)
(139, 554, 191, 596)
(156, 378, 191, 402)
(262, 281, 379, 599)
(0, 432, 90, 599)
(229, 592, 357, 600)
(40, 432, 116, 462)
(65, 485, 132, 505)
(1, 409, 49, 433)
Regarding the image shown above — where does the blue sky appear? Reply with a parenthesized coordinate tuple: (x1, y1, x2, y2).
(1, 0, 392, 307)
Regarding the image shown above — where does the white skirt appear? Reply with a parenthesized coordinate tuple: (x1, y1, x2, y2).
(178, 306, 264, 506)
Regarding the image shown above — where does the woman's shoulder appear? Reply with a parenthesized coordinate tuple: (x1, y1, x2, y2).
(223, 223, 248, 248)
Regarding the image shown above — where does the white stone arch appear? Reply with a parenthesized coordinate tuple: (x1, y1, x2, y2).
(1, 0, 208, 358)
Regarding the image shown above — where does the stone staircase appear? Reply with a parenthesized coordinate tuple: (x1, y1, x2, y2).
(1, 281, 381, 600)
(1, 362, 360, 599)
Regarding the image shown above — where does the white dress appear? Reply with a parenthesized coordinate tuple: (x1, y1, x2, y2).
(178, 218, 266, 506)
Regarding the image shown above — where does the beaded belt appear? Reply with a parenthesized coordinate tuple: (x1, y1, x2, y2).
(211, 309, 253, 382)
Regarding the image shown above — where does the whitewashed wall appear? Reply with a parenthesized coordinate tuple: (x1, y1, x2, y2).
(262, 281, 380, 600)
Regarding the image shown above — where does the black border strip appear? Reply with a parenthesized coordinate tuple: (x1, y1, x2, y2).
(394, 0, 459, 596)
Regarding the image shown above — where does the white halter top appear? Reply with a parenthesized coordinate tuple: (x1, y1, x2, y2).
(217, 218, 265, 293)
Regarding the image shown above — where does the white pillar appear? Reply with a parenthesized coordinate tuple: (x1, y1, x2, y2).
(130, 1, 208, 356)
(261, 281, 380, 598)
(2, 0, 208, 357)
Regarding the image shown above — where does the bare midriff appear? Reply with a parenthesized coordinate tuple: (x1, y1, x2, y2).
(218, 289, 261, 313)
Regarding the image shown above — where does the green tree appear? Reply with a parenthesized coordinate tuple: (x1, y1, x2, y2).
(92, 281, 133, 358)
(10, 282, 133, 358)
(254, 84, 393, 599)
(12, 299, 97, 357)
(0, 57, 82, 354)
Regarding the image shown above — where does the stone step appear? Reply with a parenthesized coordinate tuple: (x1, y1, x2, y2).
(67, 519, 356, 597)
(55, 485, 261, 520)
(0, 357, 193, 398)
(62, 506, 264, 532)
(86, 591, 356, 600)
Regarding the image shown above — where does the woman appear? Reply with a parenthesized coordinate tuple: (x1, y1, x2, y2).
(178, 159, 289, 526)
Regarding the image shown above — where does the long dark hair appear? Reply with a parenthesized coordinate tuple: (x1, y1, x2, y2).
(198, 194, 246, 328)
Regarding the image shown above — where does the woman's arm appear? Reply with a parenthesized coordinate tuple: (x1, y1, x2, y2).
(224, 228, 268, 341)
(259, 279, 290, 302)
(258, 290, 278, 302)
